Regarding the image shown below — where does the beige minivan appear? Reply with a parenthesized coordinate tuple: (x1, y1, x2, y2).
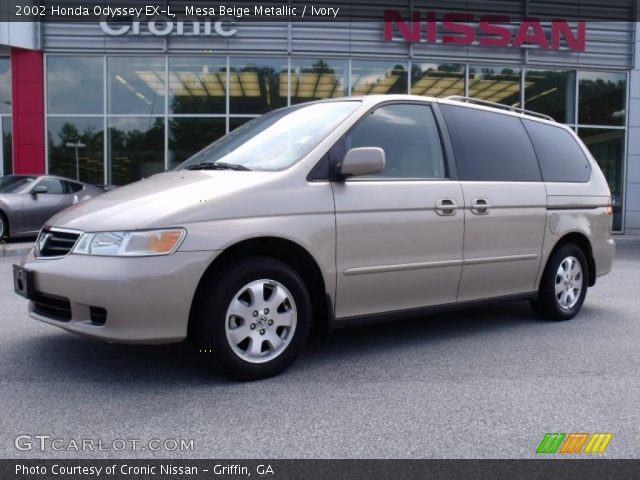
(14, 95, 615, 379)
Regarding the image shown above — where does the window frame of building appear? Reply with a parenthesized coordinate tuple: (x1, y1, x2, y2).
(578, 70, 627, 127)
(228, 57, 289, 114)
(523, 68, 576, 124)
(108, 116, 165, 185)
(1, 116, 12, 177)
(47, 56, 104, 115)
(350, 60, 409, 97)
(410, 63, 465, 98)
(468, 64, 522, 107)
(0, 56, 12, 176)
(47, 116, 105, 185)
(290, 58, 348, 104)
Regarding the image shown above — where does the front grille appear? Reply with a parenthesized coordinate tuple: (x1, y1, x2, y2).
(36, 228, 80, 257)
(32, 292, 72, 322)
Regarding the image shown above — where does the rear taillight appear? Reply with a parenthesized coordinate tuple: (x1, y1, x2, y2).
(607, 198, 614, 216)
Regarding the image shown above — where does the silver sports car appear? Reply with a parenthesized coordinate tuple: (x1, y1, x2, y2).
(0, 175, 103, 239)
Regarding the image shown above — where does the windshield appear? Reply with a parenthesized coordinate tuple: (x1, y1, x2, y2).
(178, 101, 360, 172)
(0, 176, 37, 194)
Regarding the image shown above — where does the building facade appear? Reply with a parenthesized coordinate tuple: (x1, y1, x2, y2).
(0, 6, 638, 233)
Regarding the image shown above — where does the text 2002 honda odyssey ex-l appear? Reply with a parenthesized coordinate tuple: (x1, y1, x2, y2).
(14, 95, 615, 379)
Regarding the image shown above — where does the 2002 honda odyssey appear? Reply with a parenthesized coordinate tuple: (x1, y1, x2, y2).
(14, 95, 615, 379)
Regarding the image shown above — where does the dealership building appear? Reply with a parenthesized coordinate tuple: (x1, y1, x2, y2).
(0, 3, 639, 233)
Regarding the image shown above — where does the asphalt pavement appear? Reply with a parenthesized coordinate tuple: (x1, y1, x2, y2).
(0, 246, 639, 459)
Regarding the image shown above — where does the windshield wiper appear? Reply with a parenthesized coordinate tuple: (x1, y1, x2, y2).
(184, 162, 251, 171)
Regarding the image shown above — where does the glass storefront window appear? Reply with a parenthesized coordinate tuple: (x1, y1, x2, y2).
(579, 128, 625, 231)
(169, 117, 226, 170)
(469, 65, 521, 106)
(169, 58, 226, 114)
(229, 58, 287, 114)
(579, 71, 626, 126)
(524, 69, 576, 123)
(290, 58, 347, 104)
(48, 117, 104, 184)
(0, 57, 11, 115)
(108, 57, 165, 115)
(351, 60, 408, 96)
(108, 117, 164, 185)
(47, 57, 103, 114)
(410, 63, 464, 98)
(2, 117, 12, 175)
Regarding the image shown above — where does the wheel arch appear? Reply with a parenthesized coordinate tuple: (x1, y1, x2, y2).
(547, 232, 596, 287)
(188, 236, 332, 339)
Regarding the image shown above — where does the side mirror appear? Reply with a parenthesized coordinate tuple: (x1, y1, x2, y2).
(31, 185, 48, 195)
(339, 147, 385, 179)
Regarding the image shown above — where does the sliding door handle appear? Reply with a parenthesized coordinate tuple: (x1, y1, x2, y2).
(470, 198, 491, 215)
(435, 198, 458, 216)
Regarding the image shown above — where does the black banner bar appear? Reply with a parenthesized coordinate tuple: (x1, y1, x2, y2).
(0, 0, 638, 22)
(3, 459, 640, 480)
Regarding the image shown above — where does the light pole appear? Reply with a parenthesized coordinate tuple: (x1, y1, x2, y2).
(66, 141, 86, 181)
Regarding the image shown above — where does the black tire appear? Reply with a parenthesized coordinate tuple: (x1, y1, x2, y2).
(0, 211, 7, 240)
(531, 243, 588, 321)
(192, 256, 312, 380)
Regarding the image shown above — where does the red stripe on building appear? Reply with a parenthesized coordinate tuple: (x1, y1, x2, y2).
(11, 48, 45, 175)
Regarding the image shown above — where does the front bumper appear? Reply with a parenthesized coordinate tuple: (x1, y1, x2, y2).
(18, 248, 220, 344)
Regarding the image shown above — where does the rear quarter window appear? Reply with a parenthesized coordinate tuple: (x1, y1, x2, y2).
(522, 119, 591, 183)
(440, 104, 541, 182)
(65, 181, 84, 193)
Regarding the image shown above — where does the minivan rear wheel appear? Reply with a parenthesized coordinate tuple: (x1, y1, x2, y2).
(531, 243, 588, 321)
(193, 257, 312, 380)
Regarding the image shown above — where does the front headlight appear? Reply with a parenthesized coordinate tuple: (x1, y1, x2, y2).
(72, 229, 186, 257)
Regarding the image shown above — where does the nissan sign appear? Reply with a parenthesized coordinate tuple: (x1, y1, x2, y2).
(383, 10, 586, 51)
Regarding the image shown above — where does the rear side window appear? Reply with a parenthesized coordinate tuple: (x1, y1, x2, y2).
(522, 120, 591, 183)
(440, 105, 541, 182)
(64, 181, 84, 193)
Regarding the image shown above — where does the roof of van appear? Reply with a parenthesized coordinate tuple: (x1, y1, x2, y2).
(344, 94, 558, 124)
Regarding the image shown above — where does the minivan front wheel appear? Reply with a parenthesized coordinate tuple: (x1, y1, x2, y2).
(531, 244, 588, 320)
(193, 257, 312, 380)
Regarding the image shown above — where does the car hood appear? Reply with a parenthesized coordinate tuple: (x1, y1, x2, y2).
(48, 170, 276, 232)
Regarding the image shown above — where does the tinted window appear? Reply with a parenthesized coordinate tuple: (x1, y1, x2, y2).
(440, 105, 541, 182)
(523, 120, 591, 183)
(0, 176, 36, 193)
(65, 181, 84, 193)
(37, 178, 66, 194)
(345, 104, 445, 179)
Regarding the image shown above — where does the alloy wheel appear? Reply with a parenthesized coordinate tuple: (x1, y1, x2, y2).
(224, 279, 297, 364)
(554, 256, 583, 310)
